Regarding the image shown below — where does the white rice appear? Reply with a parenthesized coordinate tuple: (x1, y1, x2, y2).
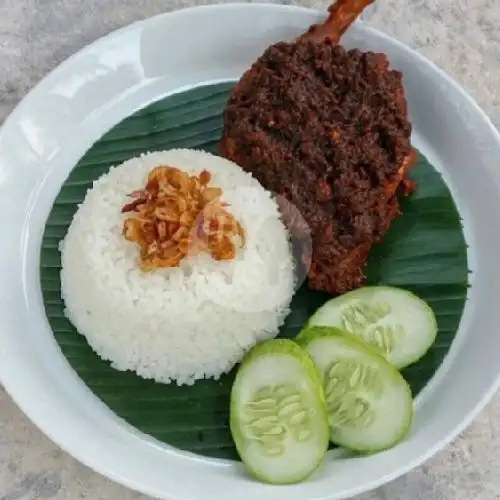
(60, 149, 295, 385)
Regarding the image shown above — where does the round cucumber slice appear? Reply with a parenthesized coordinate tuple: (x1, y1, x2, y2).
(230, 339, 329, 484)
(307, 286, 438, 369)
(296, 327, 413, 453)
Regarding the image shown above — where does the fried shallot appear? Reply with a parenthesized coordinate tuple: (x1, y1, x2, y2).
(121, 166, 245, 271)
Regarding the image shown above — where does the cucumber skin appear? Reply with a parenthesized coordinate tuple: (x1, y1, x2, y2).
(306, 285, 438, 370)
(230, 339, 330, 485)
(296, 327, 414, 453)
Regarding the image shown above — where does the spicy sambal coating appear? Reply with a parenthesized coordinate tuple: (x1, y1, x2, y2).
(219, 0, 416, 294)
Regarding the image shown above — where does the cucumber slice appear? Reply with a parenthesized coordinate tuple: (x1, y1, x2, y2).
(230, 339, 329, 484)
(307, 286, 437, 369)
(296, 327, 413, 452)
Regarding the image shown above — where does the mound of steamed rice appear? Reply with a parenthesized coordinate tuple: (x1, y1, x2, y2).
(59, 149, 295, 385)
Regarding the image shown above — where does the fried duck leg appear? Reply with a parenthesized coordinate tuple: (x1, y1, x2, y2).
(219, 0, 416, 294)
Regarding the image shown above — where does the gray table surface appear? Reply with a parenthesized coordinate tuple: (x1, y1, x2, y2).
(1, 0, 500, 498)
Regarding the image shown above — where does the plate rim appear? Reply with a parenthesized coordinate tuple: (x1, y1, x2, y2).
(1, 3, 500, 499)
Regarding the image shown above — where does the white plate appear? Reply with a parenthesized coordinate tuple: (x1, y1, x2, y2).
(1, 3, 500, 500)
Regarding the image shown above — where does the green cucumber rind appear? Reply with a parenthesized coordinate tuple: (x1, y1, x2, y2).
(229, 339, 330, 484)
(296, 326, 414, 453)
(306, 285, 438, 370)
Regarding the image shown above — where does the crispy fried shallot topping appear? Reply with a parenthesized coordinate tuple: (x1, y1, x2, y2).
(121, 165, 245, 271)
